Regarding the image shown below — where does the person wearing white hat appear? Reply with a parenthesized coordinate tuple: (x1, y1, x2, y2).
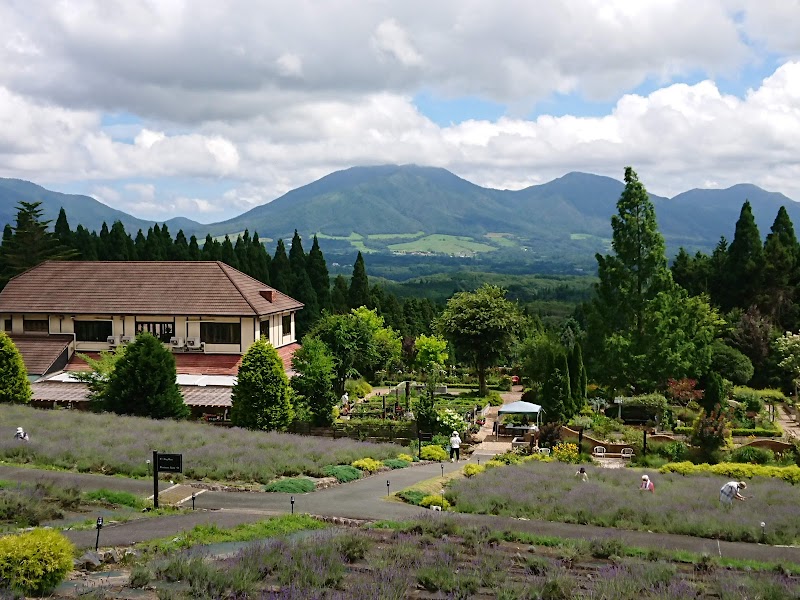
(14, 427, 29, 442)
(449, 430, 461, 462)
(719, 481, 747, 505)
(639, 474, 654, 493)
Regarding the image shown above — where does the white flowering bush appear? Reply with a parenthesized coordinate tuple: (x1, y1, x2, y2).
(437, 408, 468, 435)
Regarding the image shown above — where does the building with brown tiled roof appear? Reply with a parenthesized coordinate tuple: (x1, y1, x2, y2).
(0, 261, 303, 378)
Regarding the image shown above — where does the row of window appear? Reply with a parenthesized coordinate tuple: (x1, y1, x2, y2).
(7, 316, 293, 343)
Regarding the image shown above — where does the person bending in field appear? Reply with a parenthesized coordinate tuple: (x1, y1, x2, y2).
(719, 481, 747, 505)
(575, 467, 588, 482)
(639, 474, 654, 493)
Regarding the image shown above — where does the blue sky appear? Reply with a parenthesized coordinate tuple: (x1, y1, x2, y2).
(0, 2, 799, 223)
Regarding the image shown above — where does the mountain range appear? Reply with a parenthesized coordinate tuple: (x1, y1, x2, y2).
(1, 166, 798, 271)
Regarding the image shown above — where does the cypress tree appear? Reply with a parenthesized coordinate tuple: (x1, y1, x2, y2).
(173, 230, 191, 261)
(99, 332, 188, 419)
(270, 239, 291, 293)
(708, 237, 728, 306)
(234, 231, 251, 275)
(567, 342, 586, 413)
(231, 338, 293, 431)
(248, 232, 271, 284)
(761, 206, 798, 326)
(348, 251, 370, 309)
(307, 235, 331, 312)
(288, 231, 319, 336)
(74, 225, 99, 261)
(98, 222, 110, 260)
(220, 235, 239, 269)
(541, 350, 569, 424)
(107, 221, 131, 261)
(0, 333, 32, 404)
(133, 230, 147, 259)
(145, 226, 165, 260)
(726, 200, 764, 310)
(54, 208, 71, 243)
(330, 275, 349, 313)
(188, 235, 201, 261)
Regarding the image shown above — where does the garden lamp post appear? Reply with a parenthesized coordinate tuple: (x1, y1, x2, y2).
(441, 462, 444, 478)
(191, 493, 196, 510)
(95, 517, 104, 551)
(290, 496, 295, 514)
(387, 480, 390, 497)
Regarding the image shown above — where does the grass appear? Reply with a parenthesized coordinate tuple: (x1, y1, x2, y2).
(368, 231, 425, 240)
(140, 514, 327, 553)
(447, 460, 800, 544)
(388, 234, 498, 255)
(0, 404, 405, 484)
(83, 488, 144, 508)
(264, 477, 316, 493)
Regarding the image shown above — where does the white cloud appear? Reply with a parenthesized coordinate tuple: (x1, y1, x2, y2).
(372, 19, 423, 67)
(276, 53, 303, 78)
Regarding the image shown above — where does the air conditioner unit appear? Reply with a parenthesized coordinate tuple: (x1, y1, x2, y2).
(170, 337, 185, 348)
(186, 337, 201, 349)
(107, 336, 119, 346)
(120, 335, 134, 344)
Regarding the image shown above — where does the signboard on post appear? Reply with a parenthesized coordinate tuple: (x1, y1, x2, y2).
(152, 450, 183, 508)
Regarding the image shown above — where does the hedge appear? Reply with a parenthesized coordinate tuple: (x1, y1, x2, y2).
(672, 426, 782, 437)
(659, 461, 800, 484)
(0, 529, 75, 595)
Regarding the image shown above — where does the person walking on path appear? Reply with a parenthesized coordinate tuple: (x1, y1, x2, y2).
(639, 474, 654, 493)
(449, 431, 461, 462)
(14, 427, 29, 442)
(720, 481, 748, 505)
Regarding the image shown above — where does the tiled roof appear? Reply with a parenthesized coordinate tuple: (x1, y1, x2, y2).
(276, 342, 301, 374)
(66, 351, 243, 376)
(31, 380, 232, 408)
(10, 334, 71, 375)
(0, 261, 302, 317)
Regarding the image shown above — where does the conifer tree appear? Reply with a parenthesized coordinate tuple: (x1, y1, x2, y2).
(234, 231, 251, 274)
(708, 237, 729, 306)
(133, 230, 147, 259)
(54, 208, 71, 243)
(288, 231, 319, 336)
(0, 333, 32, 404)
(307, 235, 331, 312)
(173, 230, 191, 261)
(107, 221, 132, 261)
(248, 232, 271, 284)
(99, 332, 188, 419)
(74, 225, 99, 260)
(188, 235, 201, 261)
(220, 235, 239, 269)
(725, 200, 764, 310)
(541, 350, 570, 424)
(231, 338, 293, 431)
(145, 226, 165, 260)
(98, 222, 110, 259)
(348, 251, 370, 309)
(567, 342, 586, 411)
(761, 206, 798, 327)
(270, 239, 291, 293)
(331, 275, 349, 313)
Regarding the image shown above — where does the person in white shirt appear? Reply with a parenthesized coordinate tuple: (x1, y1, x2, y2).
(575, 467, 588, 482)
(449, 431, 461, 462)
(14, 427, 29, 442)
(639, 474, 654, 493)
(719, 481, 747, 505)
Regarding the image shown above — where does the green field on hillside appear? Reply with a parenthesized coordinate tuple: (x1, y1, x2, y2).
(388, 234, 497, 256)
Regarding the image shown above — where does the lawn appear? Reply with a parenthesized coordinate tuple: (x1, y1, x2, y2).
(447, 460, 800, 544)
(388, 234, 497, 255)
(0, 405, 405, 484)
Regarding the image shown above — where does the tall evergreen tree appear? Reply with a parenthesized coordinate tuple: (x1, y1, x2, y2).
(145, 226, 165, 260)
(220, 235, 239, 269)
(248, 233, 271, 284)
(288, 231, 319, 336)
(0, 201, 77, 284)
(188, 235, 202, 261)
(173, 230, 191, 261)
(567, 342, 586, 411)
(348, 251, 370, 309)
(331, 275, 349, 313)
(270, 239, 291, 293)
(761, 206, 798, 327)
(234, 231, 251, 274)
(0, 333, 32, 404)
(541, 350, 570, 424)
(708, 237, 729, 306)
(74, 225, 99, 261)
(133, 230, 147, 259)
(54, 208, 71, 243)
(98, 222, 110, 260)
(725, 200, 764, 310)
(231, 338, 293, 431)
(307, 235, 331, 312)
(107, 221, 132, 261)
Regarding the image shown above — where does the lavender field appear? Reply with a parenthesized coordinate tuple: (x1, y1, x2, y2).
(447, 461, 800, 544)
(83, 516, 800, 599)
(0, 405, 404, 484)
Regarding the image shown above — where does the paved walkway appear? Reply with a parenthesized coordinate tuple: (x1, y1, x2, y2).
(776, 403, 800, 441)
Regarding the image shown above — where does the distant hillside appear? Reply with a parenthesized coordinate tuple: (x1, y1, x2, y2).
(0, 178, 201, 235)
(3, 167, 800, 274)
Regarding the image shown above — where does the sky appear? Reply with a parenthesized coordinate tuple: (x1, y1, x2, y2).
(1, 1, 799, 223)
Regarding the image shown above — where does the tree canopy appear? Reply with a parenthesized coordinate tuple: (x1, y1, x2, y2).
(0, 333, 31, 404)
(231, 338, 293, 430)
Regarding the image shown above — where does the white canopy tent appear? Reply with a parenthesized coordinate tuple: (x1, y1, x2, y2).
(496, 401, 543, 439)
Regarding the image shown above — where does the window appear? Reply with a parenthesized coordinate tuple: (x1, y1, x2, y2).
(201, 322, 240, 345)
(260, 320, 270, 340)
(75, 320, 113, 342)
(23, 319, 48, 333)
(281, 314, 292, 338)
(3, 319, 10, 332)
(135, 321, 175, 343)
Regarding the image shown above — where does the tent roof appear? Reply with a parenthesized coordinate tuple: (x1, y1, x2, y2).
(498, 400, 542, 414)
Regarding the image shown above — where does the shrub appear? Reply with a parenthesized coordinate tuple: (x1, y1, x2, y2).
(129, 565, 152, 588)
(463, 464, 486, 477)
(491, 451, 523, 465)
(732, 387, 765, 413)
(730, 446, 775, 465)
(351, 458, 383, 473)
(659, 461, 800, 484)
(322, 465, 362, 483)
(264, 478, 315, 493)
(345, 378, 372, 399)
(589, 537, 625, 558)
(552, 442, 580, 464)
(419, 494, 450, 509)
(382, 458, 410, 469)
(486, 391, 504, 406)
(419, 445, 448, 462)
(730, 427, 782, 437)
(83, 488, 143, 508)
(649, 441, 689, 462)
(0, 529, 74, 595)
(397, 453, 414, 462)
(396, 489, 426, 505)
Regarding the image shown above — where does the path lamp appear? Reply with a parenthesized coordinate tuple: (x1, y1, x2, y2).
(477, 457, 480, 466)
(387, 480, 390, 497)
(146, 459, 151, 477)
(440, 462, 444, 478)
(290, 496, 295, 515)
(95, 517, 104, 551)
(761, 521, 767, 541)
(191, 493, 196, 511)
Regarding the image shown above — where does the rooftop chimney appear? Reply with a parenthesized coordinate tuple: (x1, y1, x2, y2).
(260, 289, 275, 302)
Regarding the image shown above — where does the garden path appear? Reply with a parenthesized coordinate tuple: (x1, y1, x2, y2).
(776, 403, 800, 441)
